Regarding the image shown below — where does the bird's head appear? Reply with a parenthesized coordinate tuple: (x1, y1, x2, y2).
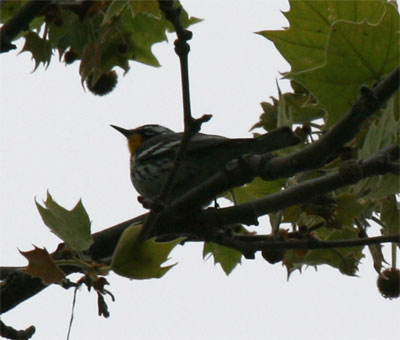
(111, 124, 174, 155)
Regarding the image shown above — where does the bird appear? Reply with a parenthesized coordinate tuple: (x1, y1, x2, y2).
(111, 124, 299, 202)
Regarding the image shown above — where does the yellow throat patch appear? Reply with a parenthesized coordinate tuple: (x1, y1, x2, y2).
(127, 134, 143, 155)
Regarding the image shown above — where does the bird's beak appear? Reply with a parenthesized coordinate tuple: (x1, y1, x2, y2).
(110, 124, 132, 137)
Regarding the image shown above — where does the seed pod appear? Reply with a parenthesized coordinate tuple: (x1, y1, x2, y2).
(262, 248, 286, 264)
(377, 268, 400, 299)
(86, 71, 118, 96)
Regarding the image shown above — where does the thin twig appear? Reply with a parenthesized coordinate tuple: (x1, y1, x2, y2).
(139, 2, 210, 240)
(155, 1, 212, 203)
(145, 64, 400, 212)
(370, 215, 386, 228)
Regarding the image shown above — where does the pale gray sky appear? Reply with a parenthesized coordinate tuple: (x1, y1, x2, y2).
(1, 1, 398, 339)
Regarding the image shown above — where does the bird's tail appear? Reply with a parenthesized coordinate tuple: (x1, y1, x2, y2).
(252, 126, 300, 153)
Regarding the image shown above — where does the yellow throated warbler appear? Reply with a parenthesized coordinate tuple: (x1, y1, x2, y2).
(111, 124, 299, 201)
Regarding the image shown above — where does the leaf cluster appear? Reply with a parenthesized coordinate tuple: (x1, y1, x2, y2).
(234, 0, 400, 277)
(0, 0, 200, 94)
(4, 0, 398, 281)
(1, 2, 399, 327)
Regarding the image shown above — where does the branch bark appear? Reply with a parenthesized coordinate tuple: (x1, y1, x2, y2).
(0, 319, 35, 340)
(139, 2, 210, 240)
(156, 67, 400, 210)
(221, 233, 400, 254)
(198, 144, 399, 228)
(1, 67, 399, 316)
(1, 143, 398, 314)
(0, 0, 52, 53)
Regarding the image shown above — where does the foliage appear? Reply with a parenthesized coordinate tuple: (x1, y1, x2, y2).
(249, 0, 399, 276)
(36, 191, 93, 251)
(284, 228, 363, 278)
(259, 1, 399, 126)
(1, 1, 399, 332)
(0, 0, 200, 92)
(5, 0, 398, 280)
(111, 224, 184, 279)
(20, 246, 66, 285)
(203, 242, 242, 275)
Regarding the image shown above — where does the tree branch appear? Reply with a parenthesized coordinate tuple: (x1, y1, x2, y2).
(0, 319, 35, 340)
(220, 233, 400, 255)
(3, 142, 397, 313)
(156, 0, 197, 202)
(139, 1, 211, 241)
(260, 67, 400, 179)
(152, 143, 399, 234)
(0, 0, 52, 53)
(1, 25, 398, 315)
(155, 67, 400, 210)
(2, 65, 399, 315)
(198, 144, 399, 228)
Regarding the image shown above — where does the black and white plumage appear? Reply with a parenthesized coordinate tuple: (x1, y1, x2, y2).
(111, 124, 299, 201)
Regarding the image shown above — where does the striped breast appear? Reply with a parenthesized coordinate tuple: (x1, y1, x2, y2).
(130, 138, 181, 198)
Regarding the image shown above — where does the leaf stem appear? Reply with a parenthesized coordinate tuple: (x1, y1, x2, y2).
(392, 243, 397, 269)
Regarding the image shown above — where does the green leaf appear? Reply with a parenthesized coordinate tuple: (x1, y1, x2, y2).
(111, 224, 184, 280)
(203, 242, 242, 275)
(363, 174, 400, 199)
(230, 177, 285, 204)
(281, 88, 325, 124)
(258, 1, 398, 126)
(252, 100, 279, 131)
(121, 10, 166, 67)
(253, 81, 325, 131)
(167, 2, 203, 31)
(20, 31, 53, 70)
(333, 194, 365, 228)
(284, 227, 364, 277)
(257, 0, 386, 73)
(276, 81, 293, 128)
(368, 243, 387, 274)
(281, 205, 302, 223)
(380, 196, 400, 235)
(35, 192, 93, 251)
(353, 95, 400, 198)
(12, 1, 200, 89)
(102, 1, 129, 25)
(291, 3, 400, 126)
(47, 9, 92, 58)
(128, 0, 161, 18)
(359, 96, 399, 159)
(0, 1, 26, 23)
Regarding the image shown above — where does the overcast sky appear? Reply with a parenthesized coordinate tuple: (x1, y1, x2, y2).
(1, 1, 399, 339)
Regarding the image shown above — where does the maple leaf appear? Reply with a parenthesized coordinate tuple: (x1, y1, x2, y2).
(20, 246, 65, 285)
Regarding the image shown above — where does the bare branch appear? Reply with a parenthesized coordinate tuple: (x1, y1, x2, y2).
(139, 2, 208, 240)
